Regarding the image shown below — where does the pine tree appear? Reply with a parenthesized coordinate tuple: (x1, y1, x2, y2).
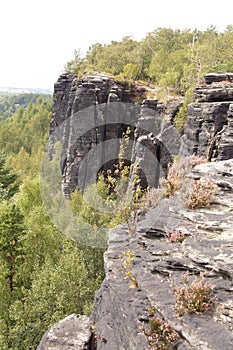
(0, 155, 19, 200)
(0, 204, 25, 292)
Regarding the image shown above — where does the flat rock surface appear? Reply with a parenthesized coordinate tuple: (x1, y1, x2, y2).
(93, 159, 233, 349)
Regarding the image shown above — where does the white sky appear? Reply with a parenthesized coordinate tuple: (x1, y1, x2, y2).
(0, 0, 232, 90)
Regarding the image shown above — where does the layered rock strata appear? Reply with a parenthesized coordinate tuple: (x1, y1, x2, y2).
(180, 73, 233, 160)
(37, 159, 233, 349)
(49, 74, 174, 196)
(92, 159, 233, 350)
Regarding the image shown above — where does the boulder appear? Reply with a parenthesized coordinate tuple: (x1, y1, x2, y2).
(36, 314, 93, 350)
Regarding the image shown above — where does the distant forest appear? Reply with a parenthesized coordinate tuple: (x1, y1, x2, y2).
(0, 93, 51, 120)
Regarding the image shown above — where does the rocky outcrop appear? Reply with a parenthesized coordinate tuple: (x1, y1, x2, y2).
(49, 73, 178, 196)
(49, 73, 142, 196)
(180, 73, 233, 160)
(92, 159, 233, 350)
(49, 72, 233, 198)
(39, 72, 233, 350)
(37, 159, 233, 350)
(36, 314, 94, 350)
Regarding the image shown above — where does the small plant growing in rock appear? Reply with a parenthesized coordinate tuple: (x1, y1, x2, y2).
(166, 229, 185, 243)
(161, 155, 207, 198)
(174, 272, 215, 316)
(142, 155, 207, 209)
(160, 161, 183, 198)
(119, 250, 138, 288)
(186, 154, 207, 167)
(186, 176, 217, 209)
(142, 186, 166, 209)
(142, 311, 177, 350)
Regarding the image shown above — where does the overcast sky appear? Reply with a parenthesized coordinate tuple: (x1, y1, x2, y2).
(0, 0, 232, 90)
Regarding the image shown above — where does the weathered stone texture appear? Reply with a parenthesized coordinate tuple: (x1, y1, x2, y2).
(40, 73, 233, 349)
(49, 73, 177, 196)
(93, 159, 233, 350)
(180, 74, 233, 160)
(36, 314, 93, 350)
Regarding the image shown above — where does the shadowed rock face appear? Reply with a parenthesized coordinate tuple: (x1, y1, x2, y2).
(49, 74, 177, 196)
(180, 73, 233, 161)
(49, 72, 233, 198)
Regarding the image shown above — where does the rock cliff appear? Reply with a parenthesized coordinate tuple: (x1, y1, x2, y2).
(49, 72, 233, 197)
(38, 73, 233, 350)
(48, 73, 180, 196)
(180, 72, 233, 161)
(92, 158, 233, 350)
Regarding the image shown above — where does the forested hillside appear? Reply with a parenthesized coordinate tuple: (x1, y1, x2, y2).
(66, 25, 233, 92)
(65, 25, 233, 131)
(0, 96, 105, 349)
(0, 93, 51, 120)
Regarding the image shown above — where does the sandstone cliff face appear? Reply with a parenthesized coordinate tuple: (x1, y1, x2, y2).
(50, 72, 233, 198)
(49, 73, 182, 197)
(180, 73, 233, 161)
(92, 159, 233, 350)
(38, 73, 233, 350)
(49, 73, 149, 196)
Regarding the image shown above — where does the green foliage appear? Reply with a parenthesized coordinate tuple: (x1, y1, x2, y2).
(1, 24, 232, 349)
(8, 244, 97, 350)
(174, 87, 195, 132)
(142, 309, 177, 350)
(0, 155, 19, 200)
(119, 250, 138, 288)
(0, 96, 51, 154)
(0, 203, 25, 292)
(0, 93, 50, 120)
(123, 63, 140, 81)
(65, 26, 233, 97)
(70, 126, 143, 231)
(0, 93, 105, 349)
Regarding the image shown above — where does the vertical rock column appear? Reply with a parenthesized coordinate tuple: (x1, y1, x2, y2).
(218, 103, 233, 160)
(131, 100, 172, 189)
(179, 73, 233, 159)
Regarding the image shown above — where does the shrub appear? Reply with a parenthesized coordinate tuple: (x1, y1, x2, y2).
(174, 272, 215, 316)
(142, 155, 207, 208)
(166, 229, 185, 243)
(141, 187, 166, 209)
(186, 176, 217, 209)
(142, 312, 177, 350)
(174, 87, 194, 133)
(161, 155, 207, 198)
(119, 250, 138, 288)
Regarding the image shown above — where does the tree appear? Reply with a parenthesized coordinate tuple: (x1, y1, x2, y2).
(0, 204, 25, 292)
(123, 63, 140, 81)
(0, 155, 19, 200)
(8, 243, 97, 350)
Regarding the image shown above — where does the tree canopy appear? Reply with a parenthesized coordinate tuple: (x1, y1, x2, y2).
(65, 26, 233, 95)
